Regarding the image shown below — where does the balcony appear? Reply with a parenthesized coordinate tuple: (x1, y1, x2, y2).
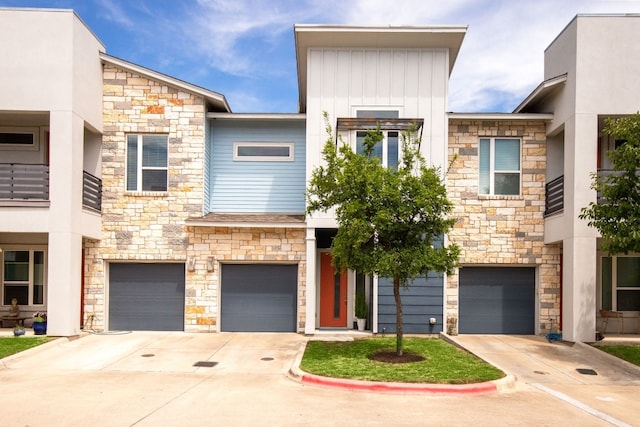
(0, 163, 49, 201)
(0, 164, 101, 212)
(545, 175, 564, 216)
(82, 171, 102, 212)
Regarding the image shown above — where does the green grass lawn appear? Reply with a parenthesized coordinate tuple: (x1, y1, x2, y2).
(300, 337, 504, 384)
(594, 345, 640, 366)
(0, 336, 51, 359)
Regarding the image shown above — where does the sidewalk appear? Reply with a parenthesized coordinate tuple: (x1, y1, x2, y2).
(446, 334, 640, 427)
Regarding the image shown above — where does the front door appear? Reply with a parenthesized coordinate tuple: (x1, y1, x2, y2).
(319, 252, 348, 328)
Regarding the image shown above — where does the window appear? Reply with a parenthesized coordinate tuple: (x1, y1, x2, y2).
(2, 249, 45, 306)
(601, 256, 640, 311)
(353, 109, 401, 170)
(0, 127, 38, 150)
(126, 134, 168, 192)
(233, 142, 294, 161)
(479, 138, 521, 195)
(356, 131, 400, 169)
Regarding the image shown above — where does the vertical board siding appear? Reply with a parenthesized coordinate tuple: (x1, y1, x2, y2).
(308, 47, 446, 140)
(208, 120, 306, 213)
(377, 272, 444, 334)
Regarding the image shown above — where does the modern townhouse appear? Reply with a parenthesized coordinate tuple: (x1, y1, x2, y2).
(1, 8, 637, 342)
(516, 14, 640, 341)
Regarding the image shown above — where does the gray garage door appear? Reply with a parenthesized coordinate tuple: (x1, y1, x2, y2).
(459, 267, 535, 334)
(109, 263, 185, 331)
(221, 264, 297, 332)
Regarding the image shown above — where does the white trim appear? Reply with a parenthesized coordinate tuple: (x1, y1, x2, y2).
(100, 53, 230, 112)
(449, 113, 554, 120)
(0, 126, 39, 151)
(233, 142, 294, 162)
(351, 105, 403, 118)
(1, 246, 47, 308)
(478, 137, 522, 196)
(125, 134, 169, 192)
(208, 113, 306, 120)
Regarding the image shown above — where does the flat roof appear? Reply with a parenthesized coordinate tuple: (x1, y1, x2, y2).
(294, 24, 467, 113)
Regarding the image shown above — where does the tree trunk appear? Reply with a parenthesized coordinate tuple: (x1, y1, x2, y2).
(393, 275, 403, 356)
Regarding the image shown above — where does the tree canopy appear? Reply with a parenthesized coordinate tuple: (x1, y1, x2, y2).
(580, 113, 640, 255)
(306, 114, 460, 355)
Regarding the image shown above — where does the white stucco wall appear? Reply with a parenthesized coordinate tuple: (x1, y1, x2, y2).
(0, 8, 104, 336)
(541, 15, 640, 341)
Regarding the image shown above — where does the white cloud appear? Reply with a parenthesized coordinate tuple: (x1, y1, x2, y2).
(95, 0, 135, 28)
(91, 0, 640, 112)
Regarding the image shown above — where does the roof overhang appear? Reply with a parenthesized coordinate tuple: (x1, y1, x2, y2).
(336, 117, 424, 131)
(449, 112, 554, 121)
(207, 113, 306, 121)
(294, 24, 467, 113)
(513, 74, 567, 113)
(100, 53, 231, 113)
(186, 213, 306, 229)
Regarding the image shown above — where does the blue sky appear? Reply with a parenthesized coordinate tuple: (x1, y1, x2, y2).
(3, 0, 640, 113)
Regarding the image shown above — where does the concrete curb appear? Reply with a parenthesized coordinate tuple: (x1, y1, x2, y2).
(287, 338, 513, 395)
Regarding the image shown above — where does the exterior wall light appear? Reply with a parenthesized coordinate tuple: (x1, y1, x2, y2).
(206, 256, 215, 272)
(187, 257, 196, 272)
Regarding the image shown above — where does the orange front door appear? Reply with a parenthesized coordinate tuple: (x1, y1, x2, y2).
(319, 252, 348, 328)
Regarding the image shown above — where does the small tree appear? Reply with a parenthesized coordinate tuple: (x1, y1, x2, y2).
(580, 113, 640, 254)
(307, 114, 460, 356)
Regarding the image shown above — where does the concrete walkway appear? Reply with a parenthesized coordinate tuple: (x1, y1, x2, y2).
(446, 334, 640, 427)
(1, 331, 639, 426)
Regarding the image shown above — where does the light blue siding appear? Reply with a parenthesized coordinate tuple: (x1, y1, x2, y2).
(208, 120, 306, 213)
(203, 119, 211, 212)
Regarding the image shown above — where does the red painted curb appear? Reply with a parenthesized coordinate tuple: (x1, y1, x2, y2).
(300, 373, 498, 395)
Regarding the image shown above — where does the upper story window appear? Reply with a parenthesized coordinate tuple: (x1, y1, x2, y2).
(0, 127, 38, 151)
(126, 134, 168, 192)
(479, 137, 521, 196)
(352, 109, 401, 170)
(233, 142, 294, 162)
(356, 131, 400, 169)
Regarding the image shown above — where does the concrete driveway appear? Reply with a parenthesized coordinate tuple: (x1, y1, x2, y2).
(0, 331, 637, 426)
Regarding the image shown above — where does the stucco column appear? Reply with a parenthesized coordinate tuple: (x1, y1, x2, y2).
(46, 110, 84, 336)
(305, 228, 316, 334)
(562, 113, 598, 342)
(562, 237, 597, 342)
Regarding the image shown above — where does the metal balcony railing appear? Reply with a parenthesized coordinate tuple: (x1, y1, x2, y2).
(544, 175, 564, 217)
(0, 164, 102, 212)
(82, 171, 102, 212)
(0, 163, 49, 200)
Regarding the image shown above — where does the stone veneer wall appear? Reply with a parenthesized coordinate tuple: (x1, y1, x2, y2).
(83, 64, 207, 331)
(187, 227, 306, 332)
(446, 119, 561, 334)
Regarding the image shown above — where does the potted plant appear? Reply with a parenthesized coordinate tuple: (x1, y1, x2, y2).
(13, 323, 25, 336)
(32, 312, 47, 335)
(355, 291, 368, 331)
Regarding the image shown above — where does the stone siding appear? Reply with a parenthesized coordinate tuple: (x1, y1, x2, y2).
(446, 119, 561, 334)
(83, 65, 207, 330)
(187, 227, 306, 332)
